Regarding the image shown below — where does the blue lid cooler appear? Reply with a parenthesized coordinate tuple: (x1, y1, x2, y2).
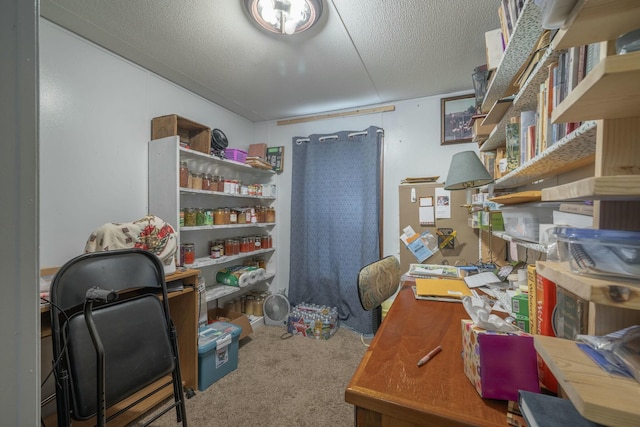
(197, 322, 241, 391)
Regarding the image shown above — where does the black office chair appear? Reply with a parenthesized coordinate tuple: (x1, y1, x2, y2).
(49, 248, 187, 426)
(357, 255, 401, 334)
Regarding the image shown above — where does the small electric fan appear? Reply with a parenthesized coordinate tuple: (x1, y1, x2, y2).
(263, 293, 290, 326)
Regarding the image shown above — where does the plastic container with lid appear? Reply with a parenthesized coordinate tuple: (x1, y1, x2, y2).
(197, 322, 242, 391)
(552, 227, 640, 279)
(501, 202, 559, 243)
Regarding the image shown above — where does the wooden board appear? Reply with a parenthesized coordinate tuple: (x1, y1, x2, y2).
(489, 190, 541, 204)
(535, 335, 640, 427)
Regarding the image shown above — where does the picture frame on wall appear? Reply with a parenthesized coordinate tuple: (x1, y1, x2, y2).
(441, 94, 476, 145)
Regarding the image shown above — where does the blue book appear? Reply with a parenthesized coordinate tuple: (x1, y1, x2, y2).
(518, 390, 603, 427)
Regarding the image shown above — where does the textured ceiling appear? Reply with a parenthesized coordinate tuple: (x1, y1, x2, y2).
(40, 0, 500, 122)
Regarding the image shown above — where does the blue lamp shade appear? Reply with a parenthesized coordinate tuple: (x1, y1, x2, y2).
(444, 151, 494, 190)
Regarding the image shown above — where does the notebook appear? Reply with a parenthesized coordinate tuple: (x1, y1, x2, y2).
(415, 278, 472, 300)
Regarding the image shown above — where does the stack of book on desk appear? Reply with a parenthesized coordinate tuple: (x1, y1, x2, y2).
(408, 264, 473, 302)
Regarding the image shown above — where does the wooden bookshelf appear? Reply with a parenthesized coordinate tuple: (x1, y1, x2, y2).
(542, 175, 640, 201)
(552, 52, 640, 123)
(552, 0, 640, 51)
(537, 261, 640, 310)
(534, 335, 640, 427)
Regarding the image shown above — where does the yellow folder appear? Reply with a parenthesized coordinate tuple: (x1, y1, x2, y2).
(415, 278, 472, 299)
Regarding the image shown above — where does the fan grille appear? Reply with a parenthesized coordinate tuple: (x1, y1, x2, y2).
(264, 294, 290, 324)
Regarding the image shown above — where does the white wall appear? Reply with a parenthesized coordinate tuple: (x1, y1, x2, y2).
(39, 18, 480, 296)
(39, 19, 255, 269)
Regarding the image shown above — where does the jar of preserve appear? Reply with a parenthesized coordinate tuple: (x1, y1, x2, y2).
(223, 208, 231, 224)
(254, 235, 262, 250)
(204, 209, 214, 226)
(179, 161, 189, 188)
(233, 298, 242, 313)
(213, 208, 225, 225)
(184, 208, 196, 227)
(232, 239, 240, 255)
(211, 175, 219, 192)
(202, 173, 212, 191)
(254, 295, 264, 317)
(229, 209, 238, 224)
(240, 295, 247, 313)
(257, 257, 266, 269)
(225, 239, 234, 256)
(237, 208, 246, 224)
(191, 172, 203, 190)
(217, 175, 225, 192)
(245, 295, 255, 316)
(266, 207, 276, 223)
(179, 209, 185, 227)
(195, 208, 205, 226)
(182, 243, 195, 265)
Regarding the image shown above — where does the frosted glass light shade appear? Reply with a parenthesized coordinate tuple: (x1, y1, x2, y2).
(245, 0, 323, 35)
(444, 151, 493, 190)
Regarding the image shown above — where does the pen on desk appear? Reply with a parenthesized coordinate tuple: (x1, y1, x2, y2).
(417, 345, 442, 367)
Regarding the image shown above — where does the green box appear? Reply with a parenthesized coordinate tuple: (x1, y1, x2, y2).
(479, 210, 504, 232)
(511, 293, 529, 317)
(515, 315, 530, 333)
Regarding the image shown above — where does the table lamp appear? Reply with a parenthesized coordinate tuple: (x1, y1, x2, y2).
(443, 151, 494, 205)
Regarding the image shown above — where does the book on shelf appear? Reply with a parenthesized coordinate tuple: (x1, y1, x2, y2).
(518, 390, 603, 427)
(555, 286, 588, 340)
(526, 264, 537, 335)
(536, 272, 559, 393)
(485, 28, 505, 70)
(505, 118, 520, 171)
(519, 110, 535, 165)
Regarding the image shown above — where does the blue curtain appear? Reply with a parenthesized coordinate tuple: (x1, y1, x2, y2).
(289, 126, 382, 334)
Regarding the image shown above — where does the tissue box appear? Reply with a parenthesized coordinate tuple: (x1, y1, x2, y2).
(461, 319, 540, 401)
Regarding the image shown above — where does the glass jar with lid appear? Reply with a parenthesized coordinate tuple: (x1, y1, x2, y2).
(184, 208, 197, 227)
(179, 161, 189, 188)
(223, 208, 231, 224)
(195, 208, 206, 226)
(266, 207, 276, 223)
(191, 172, 203, 190)
(202, 173, 212, 191)
(182, 242, 195, 265)
(254, 295, 264, 317)
(213, 208, 225, 225)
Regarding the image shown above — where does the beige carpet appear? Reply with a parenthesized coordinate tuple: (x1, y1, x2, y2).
(139, 324, 369, 426)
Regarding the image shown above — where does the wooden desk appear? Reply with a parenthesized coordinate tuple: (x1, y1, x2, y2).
(345, 279, 508, 426)
(41, 268, 200, 427)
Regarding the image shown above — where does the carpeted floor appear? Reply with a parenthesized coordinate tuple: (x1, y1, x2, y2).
(138, 324, 369, 426)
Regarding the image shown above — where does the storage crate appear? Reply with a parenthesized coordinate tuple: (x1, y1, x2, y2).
(198, 322, 241, 391)
(501, 203, 559, 243)
(151, 114, 212, 155)
(225, 148, 247, 163)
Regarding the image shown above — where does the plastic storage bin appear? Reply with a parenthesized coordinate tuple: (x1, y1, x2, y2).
(501, 202, 559, 243)
(224, 148, 247, 163)
(198, 322, 241, 391)
(552, 227, 640, 279)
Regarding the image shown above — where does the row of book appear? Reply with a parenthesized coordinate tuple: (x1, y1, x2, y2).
(499, 40, 601, 174)
(498, 0, 525, 49)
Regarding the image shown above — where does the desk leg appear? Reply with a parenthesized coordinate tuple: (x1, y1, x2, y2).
(354, 406, 381, 426)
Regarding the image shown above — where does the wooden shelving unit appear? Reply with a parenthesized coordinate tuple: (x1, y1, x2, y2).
(534, 335, 640, 427)
(476, 2, 640, 424)
(552, 51, 640, 123)
(552, 0, 640, 51)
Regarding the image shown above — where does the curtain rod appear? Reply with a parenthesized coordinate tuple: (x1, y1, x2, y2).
(277, 105, 395, 126)
(295, 128, 384, 144)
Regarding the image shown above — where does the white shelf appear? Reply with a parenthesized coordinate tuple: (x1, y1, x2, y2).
(179, 146, 275, 176)
(180, 188, 275, 200)
(205, 273, 275, 302)
(491, 231, 547, 253)
(189, 248, 275, 268)
(181, 223, 275, 232)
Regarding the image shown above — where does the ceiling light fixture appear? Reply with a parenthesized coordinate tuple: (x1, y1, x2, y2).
(244, 0, 323, 35)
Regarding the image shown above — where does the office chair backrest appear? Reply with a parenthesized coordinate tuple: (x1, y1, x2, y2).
(357, 255, 401, 312)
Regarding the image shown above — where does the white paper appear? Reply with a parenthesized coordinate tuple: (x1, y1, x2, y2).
(435, 187, 451, 219)
(419, 206, 435, 225)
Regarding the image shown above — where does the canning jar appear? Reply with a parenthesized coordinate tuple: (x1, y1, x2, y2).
(254, 295, 264, 316)
(195, 208, 205, 226)
(245, 295, 255, 315)
(229, 209, 238, 224)
(179, 209, 185, 227)
(223, 208, 231, 224)
(266, 207, 276, 223)
(182, 243, 195, 265)
(204, 209, 214, 226)
(217, 175, 225, 192)
(179, 161, 189, 188)
(191, 172, 203, 190)
(184, 208, 196, 227)
(213, 208, 225, 225)
(202, 173, 212, 191)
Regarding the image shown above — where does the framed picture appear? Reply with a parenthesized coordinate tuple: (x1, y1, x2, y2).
(441, 94, 476, 145)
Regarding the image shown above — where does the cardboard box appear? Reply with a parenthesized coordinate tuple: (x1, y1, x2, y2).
(151, 114, 212, 155)
(515, 314, 530, 333)
(247, 143, 267, 160)
(208, 307, 253, 340)
(511, 293, 529, 317)
(461, 319, 540, 401)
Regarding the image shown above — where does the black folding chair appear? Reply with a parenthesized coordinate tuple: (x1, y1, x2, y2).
(49, 248, 187, 426)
